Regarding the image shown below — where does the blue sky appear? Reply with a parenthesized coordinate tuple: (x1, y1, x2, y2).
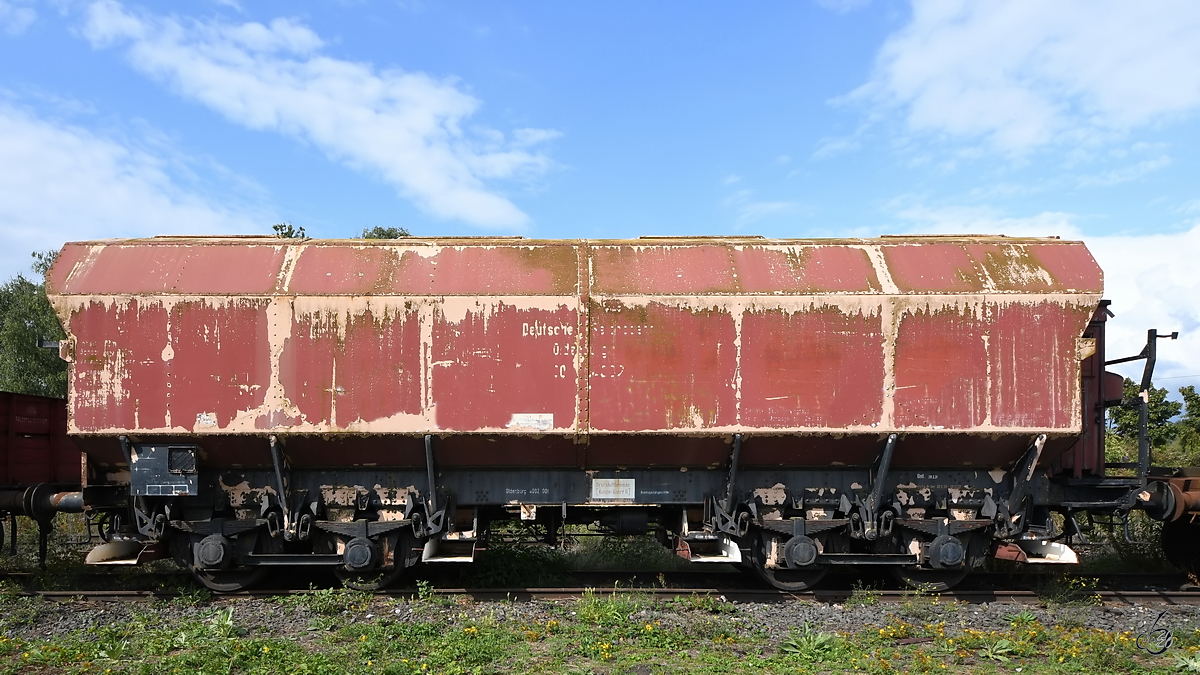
(1, 0, 1197, 383)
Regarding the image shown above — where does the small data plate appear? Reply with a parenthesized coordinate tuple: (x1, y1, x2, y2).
(130, 445, 199, 497)
(591, 478, 635, 501)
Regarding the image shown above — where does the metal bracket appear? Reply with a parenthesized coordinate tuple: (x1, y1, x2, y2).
(133, 499, 167, 539)
(268, 435, 296, 540)
(420, 435, 446, 537)
(1107, 329, 1178, 487)
(722, 433, 743, 513)
(704, 494, 749, 537)
(118, 435, 133, 468)
(854, 433, 897, 541)
(995, 434, 1046, 538)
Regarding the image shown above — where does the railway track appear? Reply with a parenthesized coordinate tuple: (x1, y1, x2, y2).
(20, 586, 1200, 605)
(10, 571, 1198, 605)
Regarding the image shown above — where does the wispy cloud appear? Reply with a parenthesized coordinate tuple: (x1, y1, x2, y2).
(1075, 156, 1172, 188)
(962, 155, 1173, 199)
(814, 0, 870, 15)
(721, 187, 799, 227)
(81, 0, 557, 227)
(847, 0, 1200, 154)
(0, 100, 266, 280)
(0, 0, 34, 35)
(811, 135, 860, 161)
(735, 201, 796, 227)
(888, 201, 1082, 238)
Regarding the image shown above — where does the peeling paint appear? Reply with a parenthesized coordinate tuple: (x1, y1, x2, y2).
(753, 483, 788, 506)
(48, 237, 1103, 461)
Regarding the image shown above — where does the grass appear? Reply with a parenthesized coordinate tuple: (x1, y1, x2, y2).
(276, 585, 376, 616)
(845, 578, 883, 607)
(1033, 573, 1104, 607)
(564, 533, 691, 572)
(4, 588, 1198, 673)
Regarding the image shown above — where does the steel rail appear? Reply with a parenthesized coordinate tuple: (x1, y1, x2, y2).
(20, 587, 1200, 605)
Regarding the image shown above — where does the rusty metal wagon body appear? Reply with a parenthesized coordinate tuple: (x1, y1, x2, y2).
(43, 235, 1172, 590)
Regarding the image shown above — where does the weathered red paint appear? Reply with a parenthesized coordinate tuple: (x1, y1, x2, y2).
(69, 298, 169, 430)
(46, 236, 1105, 469)
(740, 306, 884, 428)
(893, 307, 989, 429)
(68, 298, 270, 432)
(589, 301, 738, 431)
(590, 244, 882, 294)
(52, 242, 287, 295)
(884, 244, 984, 293)
(279, 306, 424, 429)
(432, 303, 579, 431)
(289, 243, 577, 296)
(988, 301, 1092, 428)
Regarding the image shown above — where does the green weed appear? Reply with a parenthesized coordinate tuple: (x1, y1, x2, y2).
(979, 638, 1015, 662)
(172, 583, 213, 607)
(282, 585, 374, 615)
(575, 586, 649, 626)
(468, 541, 572, 587)
(1176, 651, 1200, 672)
(1006, 608, 1038, 627)
(566, 534, 689, 571)
(779, 622, 843, 662)
(845, 578, 881, 607)
(1035, 573, 1103, 606)
(669, 591, 733, 614)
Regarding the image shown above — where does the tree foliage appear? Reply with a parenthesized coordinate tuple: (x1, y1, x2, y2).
(0, 251, 67, 398)
(1108, 378, 1183, 448)
(360, 226, 411, 239)
(272, 222, 307, 238)
(1179, 385, 1200, 451)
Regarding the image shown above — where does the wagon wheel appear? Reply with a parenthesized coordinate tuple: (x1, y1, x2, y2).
(750, 531, 827, 591)
(191, 567, 267, 592)
(334, 565, 405, 591)
(890, 566, 968, 592)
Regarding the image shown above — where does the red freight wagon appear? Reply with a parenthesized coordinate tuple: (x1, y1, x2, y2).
(0, 391, 78, 487)
(0, 391, 83, 564)
(43, 235, 1181, 591)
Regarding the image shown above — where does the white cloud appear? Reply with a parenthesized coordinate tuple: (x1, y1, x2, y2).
(1075, 156, 1172, 188)
(0, 0, 34, 35)
(82, 1, 556, 227)
(0, 101, 265, 281)
(850, 0, 1200, 153)
(1176, 199, 1200, 215)
(811, 135, 860, 160)
(890, 202, 1082, 238)
(815, 0, 870, 14)
(887, 203, 1200, 383)
(1090, 224, 1200, 385)
(721, 186, 800, 227)
(735, 201, 796, 227)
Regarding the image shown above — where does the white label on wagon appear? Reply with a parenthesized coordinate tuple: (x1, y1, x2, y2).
(507, 413, 554, 431)
(592, 478, 635, 501)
